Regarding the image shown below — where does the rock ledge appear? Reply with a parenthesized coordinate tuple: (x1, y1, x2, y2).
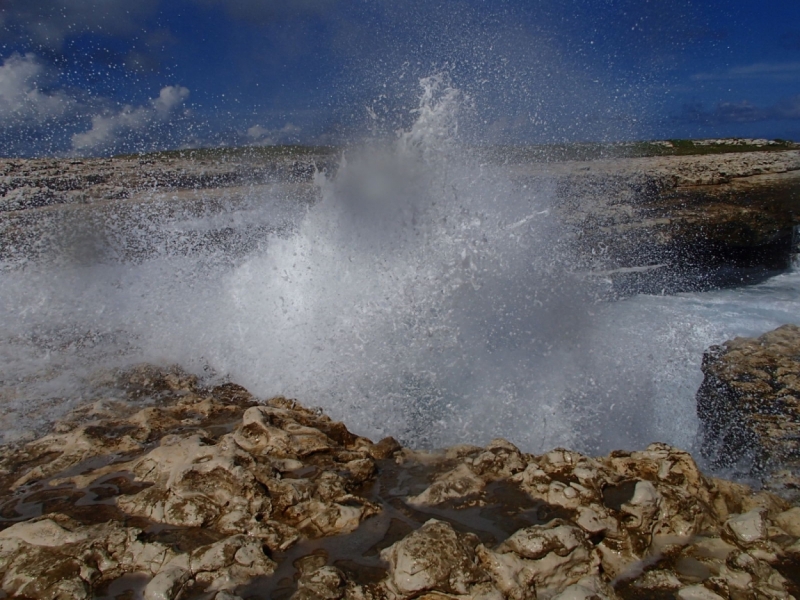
(1, 364, 799, 599)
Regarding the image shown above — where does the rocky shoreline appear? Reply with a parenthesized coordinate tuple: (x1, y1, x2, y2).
(1, 147, 799, 294)
(2, 146, 800, 598)
(2, 363, 800, 600)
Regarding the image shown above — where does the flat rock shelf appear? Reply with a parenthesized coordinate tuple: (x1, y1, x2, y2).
(2, 148, 800, 294)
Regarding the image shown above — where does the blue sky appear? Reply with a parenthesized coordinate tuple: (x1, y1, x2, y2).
(0, 0, 798, 156)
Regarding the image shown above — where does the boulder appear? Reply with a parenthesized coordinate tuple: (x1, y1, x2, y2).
(697, 324, 800, 492)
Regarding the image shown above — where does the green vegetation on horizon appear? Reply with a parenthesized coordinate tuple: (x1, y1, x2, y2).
(483, 138, 800, 164)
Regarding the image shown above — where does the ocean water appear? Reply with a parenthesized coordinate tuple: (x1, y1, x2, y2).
(1, 76, 798, 463)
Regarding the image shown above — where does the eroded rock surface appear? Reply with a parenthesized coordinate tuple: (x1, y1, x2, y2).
(1, 364, 800, 599)
(0, 364, 387, 599)
(698, 324, 800, 497)
(513, 149, 800, 293)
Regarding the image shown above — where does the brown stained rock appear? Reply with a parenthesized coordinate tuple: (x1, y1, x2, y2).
(407, 463, 486, 506)
(2, 364, 800, 599)
(476, 521, 598, 600)
(380, 519, 487, 598)
(0, 365, 390, 598)
(697, 324, 800, 495)
(369, 436, 403, 460)
(233, 406, 336, 458)
(0, 364, 259, 494)
(550, 576, 619, 600)
(113, 416, 381, 546)
(394, 434, 799, 595)
(291, 565, 346, 600)
(0, 517, 179, 599)
(775, 507, 800, 537)
(118, 433, 273, 524)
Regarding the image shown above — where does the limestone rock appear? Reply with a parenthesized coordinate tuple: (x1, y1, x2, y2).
(477, 521, 598, 600)
(381, 519, 486, 598)
(697, 324, 800, 494)
(1, 364, 800, 599)
(3, 149, 800, 294)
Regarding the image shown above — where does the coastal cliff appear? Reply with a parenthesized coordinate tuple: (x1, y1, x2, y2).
(513, 149, 800, 293)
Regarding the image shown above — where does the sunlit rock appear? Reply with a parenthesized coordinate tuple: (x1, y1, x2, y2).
(407, 463, 486, 506)
(676, 584, 726, 600)
(477, 521, 598, 600)
(774, 507, 800, 537)
(381, 519, 486, 598)
(1, 364, 800, 599)
(725, 509, 768, 546)
(291, 565, 346, 600)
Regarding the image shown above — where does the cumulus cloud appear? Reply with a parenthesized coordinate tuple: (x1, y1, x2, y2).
(0, 53, 76, 124)
(0, 0, 158, 48)
(246, 122, 301, 145)
(71, 85, 190, 154)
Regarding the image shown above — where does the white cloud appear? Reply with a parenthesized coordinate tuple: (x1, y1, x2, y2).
(246, 122, 300, 145)
(71, 85, 189, 153)
(0, 53, 194, 155)
(0, 53, 75, 124)
(246, 124, 271, 139)
(153, 85, 191, 115)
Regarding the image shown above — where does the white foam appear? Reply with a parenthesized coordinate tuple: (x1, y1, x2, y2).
(1, 76, 799, 457)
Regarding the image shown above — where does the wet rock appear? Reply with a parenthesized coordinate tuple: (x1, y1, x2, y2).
(1, 364, 800, 599)
(725, 509, 767, 546)
(697, 324, 800, 495)
(533, 149, 800, 294)
(775, 507, 800, 537)
(407, 463, 486, 506)
(233, 405, 336, 458)
(477, 521, 598, 600)
(551, 576, 619, 600)
(381, 519, 486, 598)
(676, 584, 726, 600)
(291, 565, 346, 600)
(631, 568, 683, 592)
(0, 366, 387, 598)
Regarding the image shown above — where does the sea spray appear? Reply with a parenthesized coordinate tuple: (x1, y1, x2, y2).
(2, 76, 800, 457)
(177, 75, 608, 449)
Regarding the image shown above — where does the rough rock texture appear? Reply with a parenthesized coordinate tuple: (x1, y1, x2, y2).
(513, 149, 800, 293)
(0, 365, 388, 599)
(0, 153, 332, 213)
(0, 153, 328, 265)
(697, 324, 800, 495)
(2, 364, 800, 599)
